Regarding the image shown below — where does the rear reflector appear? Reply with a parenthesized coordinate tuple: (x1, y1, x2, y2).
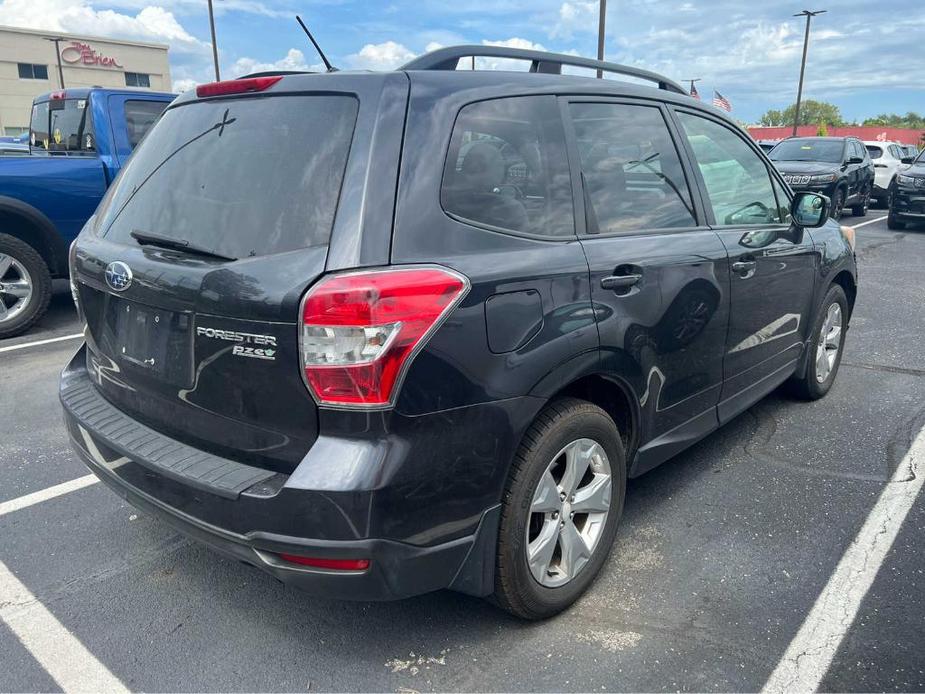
(277, 554, 370, 571)
(299, 267, 469, 408)
(196, 76, 282, 98)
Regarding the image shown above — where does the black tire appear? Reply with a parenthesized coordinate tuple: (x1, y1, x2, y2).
(830, 186, 846, 219)
(887, 211, 906, 230)
(850, 187, 870, 217)
(493, 397, 626, 620)
(788, 284, 848, 400)
(0, 233, 52, 339)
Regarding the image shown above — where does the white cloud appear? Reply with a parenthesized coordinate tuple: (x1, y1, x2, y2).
(0, 0, 207, 54)
(172, 77, 197, 93)
(550, 1, 597, 39)
(346, 41, 416, 70)
(229, 48, 324, 77)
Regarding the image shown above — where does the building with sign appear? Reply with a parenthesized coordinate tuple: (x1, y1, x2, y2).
(0, 25, 171, 136)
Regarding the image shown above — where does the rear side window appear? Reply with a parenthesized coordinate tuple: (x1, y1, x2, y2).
(866, 145, 883, 159)
(569, 102, 696, 233)
(441, 96, 574, 238)
(124, 100, 169, 149)
(97, 95, 358, 259)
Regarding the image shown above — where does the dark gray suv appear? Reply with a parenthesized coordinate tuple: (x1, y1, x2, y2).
(61, 46, 858, 619)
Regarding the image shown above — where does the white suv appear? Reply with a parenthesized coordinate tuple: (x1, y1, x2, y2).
(864, 141, 906, 206)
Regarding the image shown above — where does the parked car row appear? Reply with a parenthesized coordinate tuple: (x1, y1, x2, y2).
(760, 135, 922, 223)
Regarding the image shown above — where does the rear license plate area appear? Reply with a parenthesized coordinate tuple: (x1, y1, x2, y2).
(101, 297, 194, 387)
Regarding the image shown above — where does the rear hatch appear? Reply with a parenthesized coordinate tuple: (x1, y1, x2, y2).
(72, 82, 363, 474)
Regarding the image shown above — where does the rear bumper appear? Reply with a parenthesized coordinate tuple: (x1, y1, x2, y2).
(60, 348, 505, 600)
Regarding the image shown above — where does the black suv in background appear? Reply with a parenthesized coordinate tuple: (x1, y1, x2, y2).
(61, 46, 858, 619)
(888, 148, 925, 229)
(769, 136, 874, 218)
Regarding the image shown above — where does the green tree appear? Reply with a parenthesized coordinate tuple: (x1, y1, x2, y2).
(817, 123, 829, 137)
(862, 112, 925, 129)
(759, 100, 845, 127)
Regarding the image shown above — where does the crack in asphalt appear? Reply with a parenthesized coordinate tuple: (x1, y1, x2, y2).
(842, 361, 925, 377)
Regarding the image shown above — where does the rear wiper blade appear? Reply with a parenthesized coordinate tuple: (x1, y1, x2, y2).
(130, 230, 236, 261)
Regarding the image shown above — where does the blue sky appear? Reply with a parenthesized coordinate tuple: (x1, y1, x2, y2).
(1, 0, 923, 123)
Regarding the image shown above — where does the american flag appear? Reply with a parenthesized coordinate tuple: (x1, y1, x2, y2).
(690, 83, 700, 100)
(712, 90, 732, 112)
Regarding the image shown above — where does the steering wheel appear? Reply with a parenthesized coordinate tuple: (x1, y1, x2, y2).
(493, 183, 525, 200)
(725, 200, 772, 225)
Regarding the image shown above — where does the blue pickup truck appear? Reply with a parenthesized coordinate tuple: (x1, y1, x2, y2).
(0, 87, 174, 337)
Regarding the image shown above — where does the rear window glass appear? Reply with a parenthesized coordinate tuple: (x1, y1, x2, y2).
(30, 98, 95, 153)
(441, 96, 574, 237)
(97, 95, 358, 259)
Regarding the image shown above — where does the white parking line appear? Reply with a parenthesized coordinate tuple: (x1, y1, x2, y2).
(852, 214, 888, 229)
(762, 425, 925, 693)
(0, 332, 83, 354)
(0, 475, 98, 518)
(0, 559, 129, 693)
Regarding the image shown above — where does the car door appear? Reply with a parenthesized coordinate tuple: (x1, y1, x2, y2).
(671, 108, 819, 423)
(563, 98, 730, 473)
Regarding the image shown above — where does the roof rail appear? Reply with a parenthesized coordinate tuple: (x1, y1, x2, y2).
(400, 45, 686, 95)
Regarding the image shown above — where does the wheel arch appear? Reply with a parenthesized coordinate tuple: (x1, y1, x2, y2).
(831, 269, 857, 319)
(529, 353, 640, 470)
(0, 197, 63, 275)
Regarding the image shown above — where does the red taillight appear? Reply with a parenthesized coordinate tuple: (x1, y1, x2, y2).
(277, 554, 370, 571)
(196, 76, 282, 98)
(299, 267, 469, 408)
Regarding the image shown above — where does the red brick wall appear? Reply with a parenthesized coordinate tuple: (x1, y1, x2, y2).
(748, 125, 924, 145)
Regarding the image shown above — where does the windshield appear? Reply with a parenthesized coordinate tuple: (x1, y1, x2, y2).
(96, 95, 358, 259)
(30, 98, 95, 153)
(770, 139, 843, 163)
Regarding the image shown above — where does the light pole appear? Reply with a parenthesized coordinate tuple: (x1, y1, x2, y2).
(44, 37, 66, 88)
(792, 9, 826, 137)
(596, 0, 606, 78)
(207, 0, 221, 81)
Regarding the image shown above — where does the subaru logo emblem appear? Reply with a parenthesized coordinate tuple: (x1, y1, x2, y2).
(105, 261, 133, 292)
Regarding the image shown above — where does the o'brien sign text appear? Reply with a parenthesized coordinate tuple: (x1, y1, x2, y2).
(60, 42, 123, 69)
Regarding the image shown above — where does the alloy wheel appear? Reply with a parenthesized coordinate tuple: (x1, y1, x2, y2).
(526, 438, 612, 588)
(815, 302, 842, 383)
(0, 253, 33, 324)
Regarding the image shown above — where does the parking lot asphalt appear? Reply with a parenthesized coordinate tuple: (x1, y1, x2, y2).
(1, 214, 924, 692)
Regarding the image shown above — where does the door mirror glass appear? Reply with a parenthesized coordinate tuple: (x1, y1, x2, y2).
(791, 192, 829, 228)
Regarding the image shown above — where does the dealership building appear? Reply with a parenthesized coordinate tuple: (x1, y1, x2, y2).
(0, 25, 171, 136)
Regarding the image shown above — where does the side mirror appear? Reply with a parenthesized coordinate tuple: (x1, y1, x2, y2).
(846, 156, 864, 165)
(901, 156, 914, 164)
(791, 192, 830, 228)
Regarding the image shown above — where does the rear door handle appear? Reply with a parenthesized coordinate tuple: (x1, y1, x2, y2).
(601, 273, 642, 290)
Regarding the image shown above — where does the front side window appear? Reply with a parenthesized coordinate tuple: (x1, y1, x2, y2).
(441, 96, 574, 237)
(569, 102, 696, 233)
(124, 100, 169, 149)
(678, 112, 782, 226)
(29, 98, 95, 153)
